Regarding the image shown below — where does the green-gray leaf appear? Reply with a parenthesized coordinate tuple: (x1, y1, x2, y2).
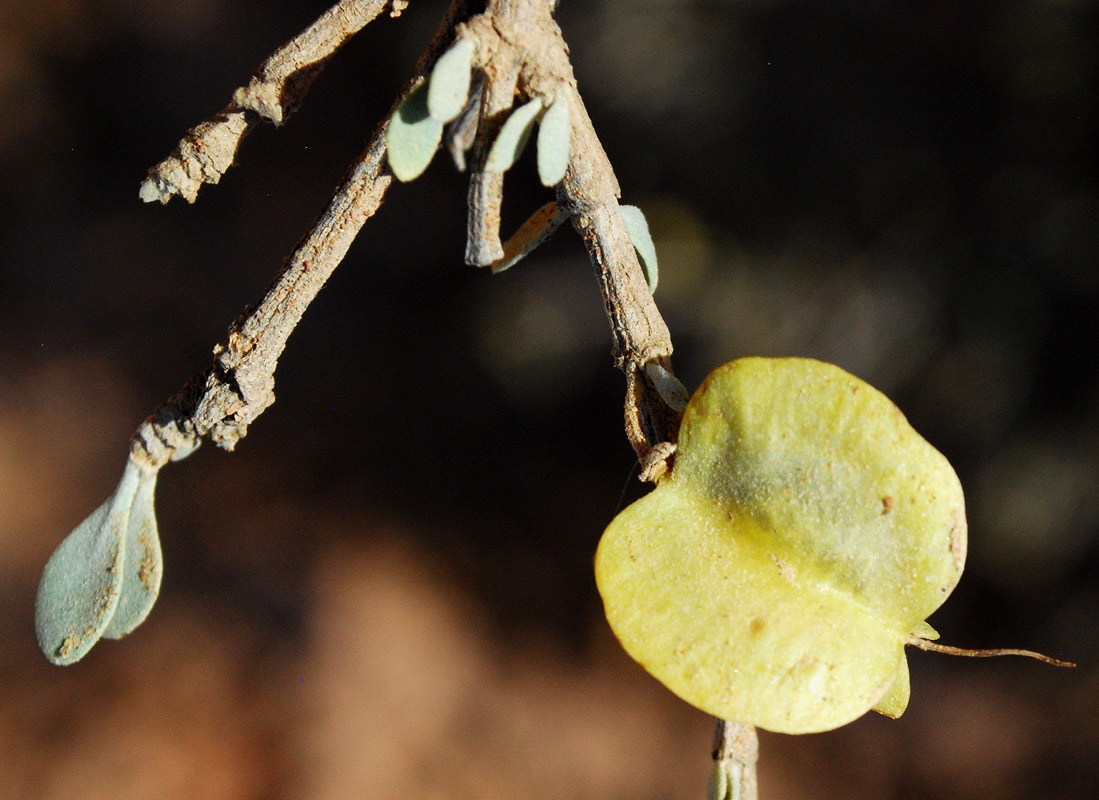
(485, 98, 543, 173)
(643, 361, 689, 413)
(35, 460, 141, 665)
(103, 469, 162, 640)
(619, 204, 659, 293)
(536, 91, 570, 186)
(387, 81, 444, 182)
(707, 762, 730, 800)
(427, 38, 475, 123)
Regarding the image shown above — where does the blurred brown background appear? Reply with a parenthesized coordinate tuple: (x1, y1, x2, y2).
(2, 1, 1097, 797)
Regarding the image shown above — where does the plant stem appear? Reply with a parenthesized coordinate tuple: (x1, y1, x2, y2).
(714, 720, 760, 800)
(141, 0, 398, 204)
(133, 0, 472, 461)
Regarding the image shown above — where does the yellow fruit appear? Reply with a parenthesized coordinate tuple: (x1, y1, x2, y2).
(595, 357, 966, 733)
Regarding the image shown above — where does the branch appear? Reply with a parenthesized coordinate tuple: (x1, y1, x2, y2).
(711, 721, 759, 800)
(139, 0, 398, 205)
(457, 0, 681, 474)
(43, 5, 759, 793)
(139, 0, 683, 472)
(132, 0, 472, 464)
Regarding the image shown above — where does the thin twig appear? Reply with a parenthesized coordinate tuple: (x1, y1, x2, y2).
(451, 0, 684, 469)
(491, 201, 569, 274)
(132, 0, 472, 463)
(909, 638, 1075, 667)
(140, 0, 397, 205)
(463, 23, 520, 266)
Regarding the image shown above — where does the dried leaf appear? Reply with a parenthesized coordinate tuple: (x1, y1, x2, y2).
(619, 205, 658, 293)
(536, 90, 571, 186)
(387, 80, 444, 182)
(595, 358, 966, 733)
(446, 75, 483, 171)
(428, 38, 475, 123)
(485, 98, 543, 173)
(492, 201, 569, 273)
(36, 460, 142, 664)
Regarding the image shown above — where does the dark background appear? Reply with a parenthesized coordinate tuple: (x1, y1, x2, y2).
(1, 1, 1096, 797)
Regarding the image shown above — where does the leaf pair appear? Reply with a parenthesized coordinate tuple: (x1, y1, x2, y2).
(483, 92, 571, 186)
(387, 37, 572, 186)
(595, 357, 967, 733)
(36, 459, 164, 665)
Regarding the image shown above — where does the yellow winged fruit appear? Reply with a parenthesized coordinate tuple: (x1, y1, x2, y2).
(595, 357, 966, 734)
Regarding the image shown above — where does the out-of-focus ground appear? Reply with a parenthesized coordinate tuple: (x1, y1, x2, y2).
(2, 1, 1097, 797)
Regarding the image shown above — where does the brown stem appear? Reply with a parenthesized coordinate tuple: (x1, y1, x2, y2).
(713, 720, 759, 800)
(909, 638, 1075, 668)
(141, 0, 399, 204)
(133, 0, 473, 459)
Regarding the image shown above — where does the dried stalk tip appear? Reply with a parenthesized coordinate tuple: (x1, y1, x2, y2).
(908, 637, 1076, 667)
(445, 76, 483, 171)
(141, 110, 250, 204)
(492, 201, 568, 273)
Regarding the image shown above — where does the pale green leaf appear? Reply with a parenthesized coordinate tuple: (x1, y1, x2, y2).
(387, 81, 444, 182)
(707, 762, 729, 800)
(619, 205, 658, 293)
(485, 98, 543, 173)
(643, 361, 688, 413)
(428, 38, 475, 123)
(536, 90, 571, 186)
(36, 460, 142, 664)
(103, 469, 162, 639)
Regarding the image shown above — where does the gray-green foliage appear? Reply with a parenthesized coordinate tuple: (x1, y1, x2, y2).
(707, 762, 732, 800)
(427, 38, 475, 123)
(35, 459, 164, 665)
(486, 97, 543, 173)
(102, 468, 162, 639)
(619, 204, 658, 292)
(387, 80, 443, 181)
(536, 89, 571, 186)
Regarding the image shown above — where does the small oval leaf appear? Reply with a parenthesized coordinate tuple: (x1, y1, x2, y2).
(428, 38, 475, 123)
(485, 98, 543, 173)
(387, 80, 444, 182)
(536, 90, 571, 186)
(643, 361, 689, 413)
(103, 468, 162, 639)
(36, 460, 142, 664)
(619, 205, 659, 293)
(706, 762, 729, 800)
